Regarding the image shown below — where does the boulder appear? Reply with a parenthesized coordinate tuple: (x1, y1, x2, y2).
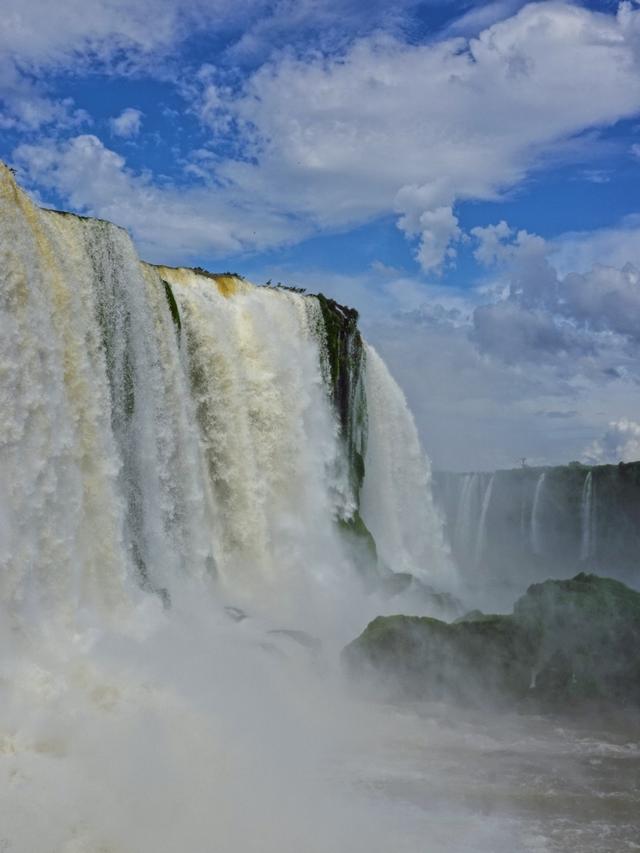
(343, 573, 640, 707)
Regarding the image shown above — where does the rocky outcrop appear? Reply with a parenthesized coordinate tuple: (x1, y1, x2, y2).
(343, 573, 640, 707)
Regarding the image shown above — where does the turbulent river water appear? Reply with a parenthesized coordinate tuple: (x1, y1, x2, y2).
(0, 163, 637, 852)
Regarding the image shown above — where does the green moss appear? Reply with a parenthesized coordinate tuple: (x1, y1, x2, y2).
(344, 611, 533, 700)
(315, 293, 367, 502)
(455, 609, 501, 624)
(162, 279, 181, 334)
(344, 573, 640, 707)
(338, 510, 377, 559)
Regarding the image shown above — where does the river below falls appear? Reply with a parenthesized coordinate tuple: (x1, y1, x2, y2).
(336, 701, 640, 852)
(0, 612, 637, 852)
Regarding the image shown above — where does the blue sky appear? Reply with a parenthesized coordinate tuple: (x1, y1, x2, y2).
(3, 0, 640, 469)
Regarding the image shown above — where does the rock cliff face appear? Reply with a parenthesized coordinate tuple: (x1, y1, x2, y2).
(433, 463, 640, 608)
(343, 573, 640, 708)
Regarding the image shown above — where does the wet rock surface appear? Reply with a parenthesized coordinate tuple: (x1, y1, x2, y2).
(343, 573, 640, 707)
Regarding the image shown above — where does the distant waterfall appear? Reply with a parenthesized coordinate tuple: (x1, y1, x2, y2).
(474, 474, 495, 568)
(453, 473, 478, 557)
(580, 471, 595, 561)
(431, 462, 640, 606)
(530, 472, 547, 556)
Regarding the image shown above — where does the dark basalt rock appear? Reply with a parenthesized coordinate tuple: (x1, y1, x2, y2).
(343, 573, 640, 707)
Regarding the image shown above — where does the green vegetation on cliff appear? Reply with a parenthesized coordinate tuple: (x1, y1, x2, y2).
(344, 573, 640, 707)
(162, 279, 181, 334)
(315, 293, 367, 500)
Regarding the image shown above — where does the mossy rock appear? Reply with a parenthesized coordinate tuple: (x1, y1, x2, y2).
(344, 573, 640, 707)
(343, 612, 534, 702)
(162, 278, 181, 334)
(515, 573, 640, 703)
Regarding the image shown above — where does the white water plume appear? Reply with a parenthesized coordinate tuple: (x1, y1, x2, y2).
(530, 472, 547, 556)
(360, 344, 453, 589)
(580, 470, 595, 562)
(453, 472, 478, 557)
(155, 266, 354, 619)
(474, 474, 495, 569)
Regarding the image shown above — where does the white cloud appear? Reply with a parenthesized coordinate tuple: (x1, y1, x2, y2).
(0, 0, 257, 130)
(9, 2, 640, 261)
(470, 220, 640, 354)
(396, 201, 461, 272)
(14, 135, 307, 262)
(583, 419, 640, 463)
(446, 1, 528, 37)
(110, 108, 143, 138)
(182, 2, 640, 268)
(551, 216, 640, 274)
(366, 221, 640, 468)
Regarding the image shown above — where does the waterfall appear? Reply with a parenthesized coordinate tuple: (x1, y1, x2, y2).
(580, 471, 594, 561)
(154, 265, 355, 606)
(0, 163, 469, 849)
(359, 345, 453, 587)
(453, 473, 478, 560)
(0, 163, 454, 624)
(530, 472, 546, 556)
(474, 474, 495, 569)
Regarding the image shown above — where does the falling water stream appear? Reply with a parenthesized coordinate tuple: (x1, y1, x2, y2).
(474, 474, 495, 569)
(580, 471, 594, 562)
(530, 472, 547, 557)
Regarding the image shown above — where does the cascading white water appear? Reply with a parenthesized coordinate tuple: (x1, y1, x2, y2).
(0, 175, 222, 625)
(154, 265, 355, 615)
(453, 472, 482, 564)
(580, 470, 594, 562)
(360, 344, 453, 588)
(474, 474, 495, 569)
(0, 164, 465, 852)
(0, 163, 386, 624)
(453, 473, 476, 558)
(530, 472, 546, 556)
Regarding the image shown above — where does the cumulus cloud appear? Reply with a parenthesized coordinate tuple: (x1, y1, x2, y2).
(192, 2, 640, 267)
(551, 216, 640, 274)
(583, 419, 640, 463)
(0, 0, 258, 130)
(396, 200, 461, 272)
(110, 108, 143, 138)
(8, 2, 640, 262)
(14, 135, 307, 262)
(466, 216, 640, 375)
